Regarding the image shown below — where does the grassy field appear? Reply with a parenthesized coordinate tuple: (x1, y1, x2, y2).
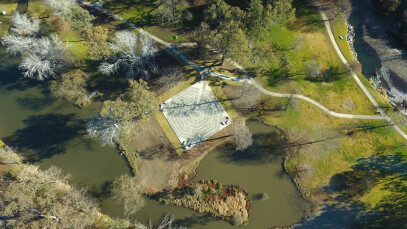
(330, 13, 357, 62)
(103, 0, 192, 43)
(0, 0, 18, 37)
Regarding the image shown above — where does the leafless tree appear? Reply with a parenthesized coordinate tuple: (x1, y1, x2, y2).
(134, 213, 186, 229)
(111, 174, 145, 216)
(231, 124, 253, 151)
(44, 0, 76, 19)
(305, 60, 322, 79)
(0, 146, 24, 165)
(234, 82, 260, 111)
(99, 31, 158, 79)
(10, 12, 40, 36)
(334, 0, 352, 19)
(18, 35, 69, 80)
(0, 165, 98, 228)
(158, 68, 185, 90)
(86, 113, 122, 146)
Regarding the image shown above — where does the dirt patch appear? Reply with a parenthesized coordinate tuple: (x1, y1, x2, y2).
(135, 115, 244, 193)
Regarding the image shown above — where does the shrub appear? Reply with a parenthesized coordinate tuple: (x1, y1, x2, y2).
(50, 15, 70, 33)
(232, 213, 243, 226)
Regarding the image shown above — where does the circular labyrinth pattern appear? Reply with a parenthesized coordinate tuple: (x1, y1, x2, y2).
(161, 81, 231, 149)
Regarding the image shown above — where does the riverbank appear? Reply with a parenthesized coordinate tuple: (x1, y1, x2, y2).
(0, 143, 131, 228)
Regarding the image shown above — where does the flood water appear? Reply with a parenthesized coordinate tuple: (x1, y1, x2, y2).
(0, 44, 309, 228)
(103, 120, 310, 228)
(0, 47, 131, 195)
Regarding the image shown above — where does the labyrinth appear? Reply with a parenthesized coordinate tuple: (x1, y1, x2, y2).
(161, 81, 231, 150)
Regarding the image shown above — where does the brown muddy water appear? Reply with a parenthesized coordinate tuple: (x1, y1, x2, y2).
(103, 120, 310, 228)
(0, 47, 309, 227)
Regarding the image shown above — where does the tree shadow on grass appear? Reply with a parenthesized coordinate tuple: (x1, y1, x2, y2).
(4, 113, 84, 162)
(217, 129, 289, 166)
(319, 154, 407, 228)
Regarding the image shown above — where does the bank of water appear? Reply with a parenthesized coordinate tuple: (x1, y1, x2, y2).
(349, 0, 407, 90)
(0, 45, 309, 227)
(0, 47, 131, 200)
(103, 120, 310, 228)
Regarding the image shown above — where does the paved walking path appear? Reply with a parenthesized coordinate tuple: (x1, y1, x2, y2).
(79, 0, 407, 136)
(316, 1, 407, 140)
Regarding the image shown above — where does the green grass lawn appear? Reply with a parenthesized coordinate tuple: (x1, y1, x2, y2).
(103, 0, 192, 44)
(330, 13, 357, 62)
(0, 0, 18, 37)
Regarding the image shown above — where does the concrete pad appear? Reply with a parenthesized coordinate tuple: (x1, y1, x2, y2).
(161, 81, 231, 149)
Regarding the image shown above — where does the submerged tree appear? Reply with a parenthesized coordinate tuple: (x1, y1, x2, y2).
(231, 124, 253, 151)
(133, 213, 186, 229)
(50, 70, 91, 108)
(99, 31, 158, 79)
(86, 79, 158, 145)
(111, 174, 145, 216)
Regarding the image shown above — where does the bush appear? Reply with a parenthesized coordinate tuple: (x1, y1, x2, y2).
(50, 70, 91, 108)
(232, 213, 243, 226)
(193, 186, 203, 197)
(50, 15, 70, 33)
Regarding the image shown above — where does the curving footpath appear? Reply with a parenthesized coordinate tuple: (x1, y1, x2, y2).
(316, 1, 407, 140)
(78, 1, 407, 129)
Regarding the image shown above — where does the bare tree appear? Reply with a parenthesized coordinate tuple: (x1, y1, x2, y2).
(86, 112, 122, 146)
(99, 31, 158, 79)
(334, 0, 352, 18)
(10, 12, 40, 36)
(0, 165, 98, 228)
(18, 35, 69, 80)
(134, 213, 186, 229)
(44, 0, 76, 19)
(234, 82, 260, 110)
(305, 60, 322, 79)
(0, 146, 24, 165)
(2, 34, 37, 54)
(158, 68, 185, 91)
(111, 174, 145, 216)
(231, 124, 253, 151)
